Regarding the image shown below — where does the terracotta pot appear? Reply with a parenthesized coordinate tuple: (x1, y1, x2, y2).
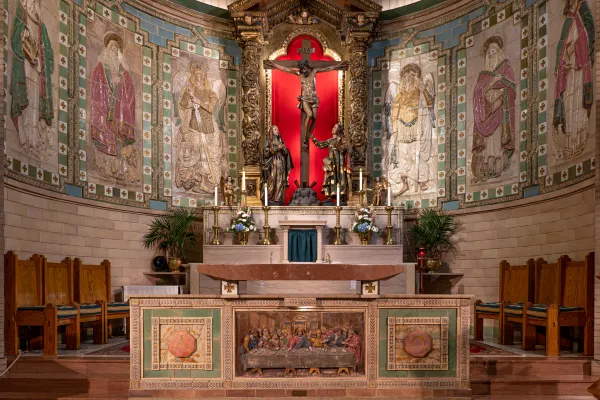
(168, 257, 182, 272)
(237, 231, 249, 245)
(426, 259, 441, 272)
(358, 231, 371, 245)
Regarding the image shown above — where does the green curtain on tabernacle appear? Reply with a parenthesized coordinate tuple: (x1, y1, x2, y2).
(288, 229, 317, 262)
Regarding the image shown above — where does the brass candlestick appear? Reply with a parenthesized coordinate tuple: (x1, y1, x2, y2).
(384, 206, 395, 245)
(209, 206, 221, 245)
(260, 206, 271, 245)
(333, 206, 343, 245)
(359, 190, 366, 207)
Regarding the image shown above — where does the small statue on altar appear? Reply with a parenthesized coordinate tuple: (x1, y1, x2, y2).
(310, 123, 352, 201)
(372, 176, 389, 206)
(288, 9, 319, 25)
(220, 175, 236, 206)
(261, 125, 294, 205)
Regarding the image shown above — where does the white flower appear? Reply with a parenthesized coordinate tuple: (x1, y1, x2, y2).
(372, 226, 379, 233)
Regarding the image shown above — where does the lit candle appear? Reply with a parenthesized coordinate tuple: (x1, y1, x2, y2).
(242, 168, 246, 191)
(214, 186, 218, 206)
(264, 185, 268, 206)
(359, 169, 363, 191)
(336, 184, 340, 205)
(387, 186, 391, 207)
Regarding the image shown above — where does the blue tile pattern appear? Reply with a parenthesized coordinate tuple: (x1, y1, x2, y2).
(122, 4, 192, 45)
(207, 36, 242, 65)
(368, 38, 401, 67)
(416, 7, 485, 49)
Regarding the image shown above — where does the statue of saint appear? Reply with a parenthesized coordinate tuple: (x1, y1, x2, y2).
(372, 176, 389, 206)
(220, 175, 236, 206)
(310, 124, 352, 200)
(261, 126, 294, 205)
(10, 0, 55, 160)
(263, 59, 348, 149)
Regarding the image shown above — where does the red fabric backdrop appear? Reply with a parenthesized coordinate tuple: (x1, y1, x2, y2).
(271, 36, 338, 203)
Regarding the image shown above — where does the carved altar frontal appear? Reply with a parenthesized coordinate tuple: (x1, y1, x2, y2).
(129, 295, 472, 398)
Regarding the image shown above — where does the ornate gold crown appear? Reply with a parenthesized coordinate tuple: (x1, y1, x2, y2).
(190, 62, 208, 74)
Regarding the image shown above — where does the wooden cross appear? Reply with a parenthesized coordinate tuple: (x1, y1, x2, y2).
(364, 282, 377, 294)
(223, 282, 236, 293)
(263, 39, 344, 187)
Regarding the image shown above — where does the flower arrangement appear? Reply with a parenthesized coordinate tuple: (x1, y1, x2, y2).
(351, 206, 379, 234)
(227, 206, 257, 233)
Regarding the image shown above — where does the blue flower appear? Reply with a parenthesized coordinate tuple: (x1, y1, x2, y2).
(358, 223, 369, 232)
(235, 223, 245, 232)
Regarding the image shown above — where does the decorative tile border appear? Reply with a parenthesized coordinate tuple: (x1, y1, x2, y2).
(386, 316, 449, 371)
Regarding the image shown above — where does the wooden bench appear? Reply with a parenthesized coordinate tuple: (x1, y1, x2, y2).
(474, 259, 534, 343)
(44, 256, 105, 346)
(74, 258, 130, 342)
(523, 253, 594, 356)
(4, 251, 79, 356)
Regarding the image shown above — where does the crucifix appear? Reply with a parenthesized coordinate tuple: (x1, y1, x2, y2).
(264, 39, 347, 187)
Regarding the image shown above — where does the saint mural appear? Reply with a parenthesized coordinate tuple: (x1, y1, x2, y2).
(471, 36, 516, 184)
(173, 62, 226, 194)
(552, 0, 595, 163)
(386, 64, 436, 196)
(261, 126, 294, 205)
(10, 0, 55, 160)
(90, 32, 139, 183)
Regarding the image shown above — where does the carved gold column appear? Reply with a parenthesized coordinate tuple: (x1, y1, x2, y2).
(232, 12, 268, 206)
(347, 32, 370, 168)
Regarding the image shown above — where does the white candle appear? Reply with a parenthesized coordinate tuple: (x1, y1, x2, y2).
(264, 185, 268, 206)
(336, 184, 340, 205)
(359, 169, 363, 191)
(214, 186, 218, 206)
(387, 186, 391, 207)
(242, 169, 246, 191)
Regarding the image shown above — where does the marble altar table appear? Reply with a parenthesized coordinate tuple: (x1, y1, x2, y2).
(128, 294, 472, 399)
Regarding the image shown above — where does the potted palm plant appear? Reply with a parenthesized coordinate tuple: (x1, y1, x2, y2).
(142, 208, 199, 271)
(410, 209, 460, 272)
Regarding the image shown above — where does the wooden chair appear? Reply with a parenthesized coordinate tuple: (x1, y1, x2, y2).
(523, 253, 594, 356)
(74, 258, 130, 342)
(4, 251, 79, 356)
(474, 259, 534, 343)
(44, 256, 105, 346)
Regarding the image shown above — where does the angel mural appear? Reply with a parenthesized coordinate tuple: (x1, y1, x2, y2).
(172, 62, 227, 195)
(384, 64, 436, 196)
(552, 0, 595, 163)
(90, 32, 139, 184)
(10, 0, 55, 160)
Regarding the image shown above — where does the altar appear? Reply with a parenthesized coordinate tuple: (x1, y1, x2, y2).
(128, 293, 472, 398)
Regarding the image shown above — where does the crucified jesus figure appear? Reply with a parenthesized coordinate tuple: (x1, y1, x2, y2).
(264, 59, 348, 150)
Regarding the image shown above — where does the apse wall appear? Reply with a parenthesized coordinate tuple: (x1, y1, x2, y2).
(0, 0, 598, 360)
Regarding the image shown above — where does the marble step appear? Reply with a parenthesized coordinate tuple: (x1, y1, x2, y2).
(471, 357, 591, 377)
(471, 375, 597, 396)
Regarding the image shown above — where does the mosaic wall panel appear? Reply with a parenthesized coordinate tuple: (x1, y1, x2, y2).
(142, 308, 222, 380)
(4, 0, 63, 188)
(372, 0, 595, 210)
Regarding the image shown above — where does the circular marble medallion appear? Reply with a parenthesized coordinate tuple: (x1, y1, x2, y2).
(404, 330, 432, 358)
(167, 331, 196, 358)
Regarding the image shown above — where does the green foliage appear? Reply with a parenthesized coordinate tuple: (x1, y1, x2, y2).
(142, 208, 199, 260)
(410, 209, 460, 261)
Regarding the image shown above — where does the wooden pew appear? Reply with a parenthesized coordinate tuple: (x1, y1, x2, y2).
(474, 259, 534, 343)
(523, 253, 594, 356)
(74, 258, 130, 342)
(4, 251, 79, 356)
(44, 256, 105, 346)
